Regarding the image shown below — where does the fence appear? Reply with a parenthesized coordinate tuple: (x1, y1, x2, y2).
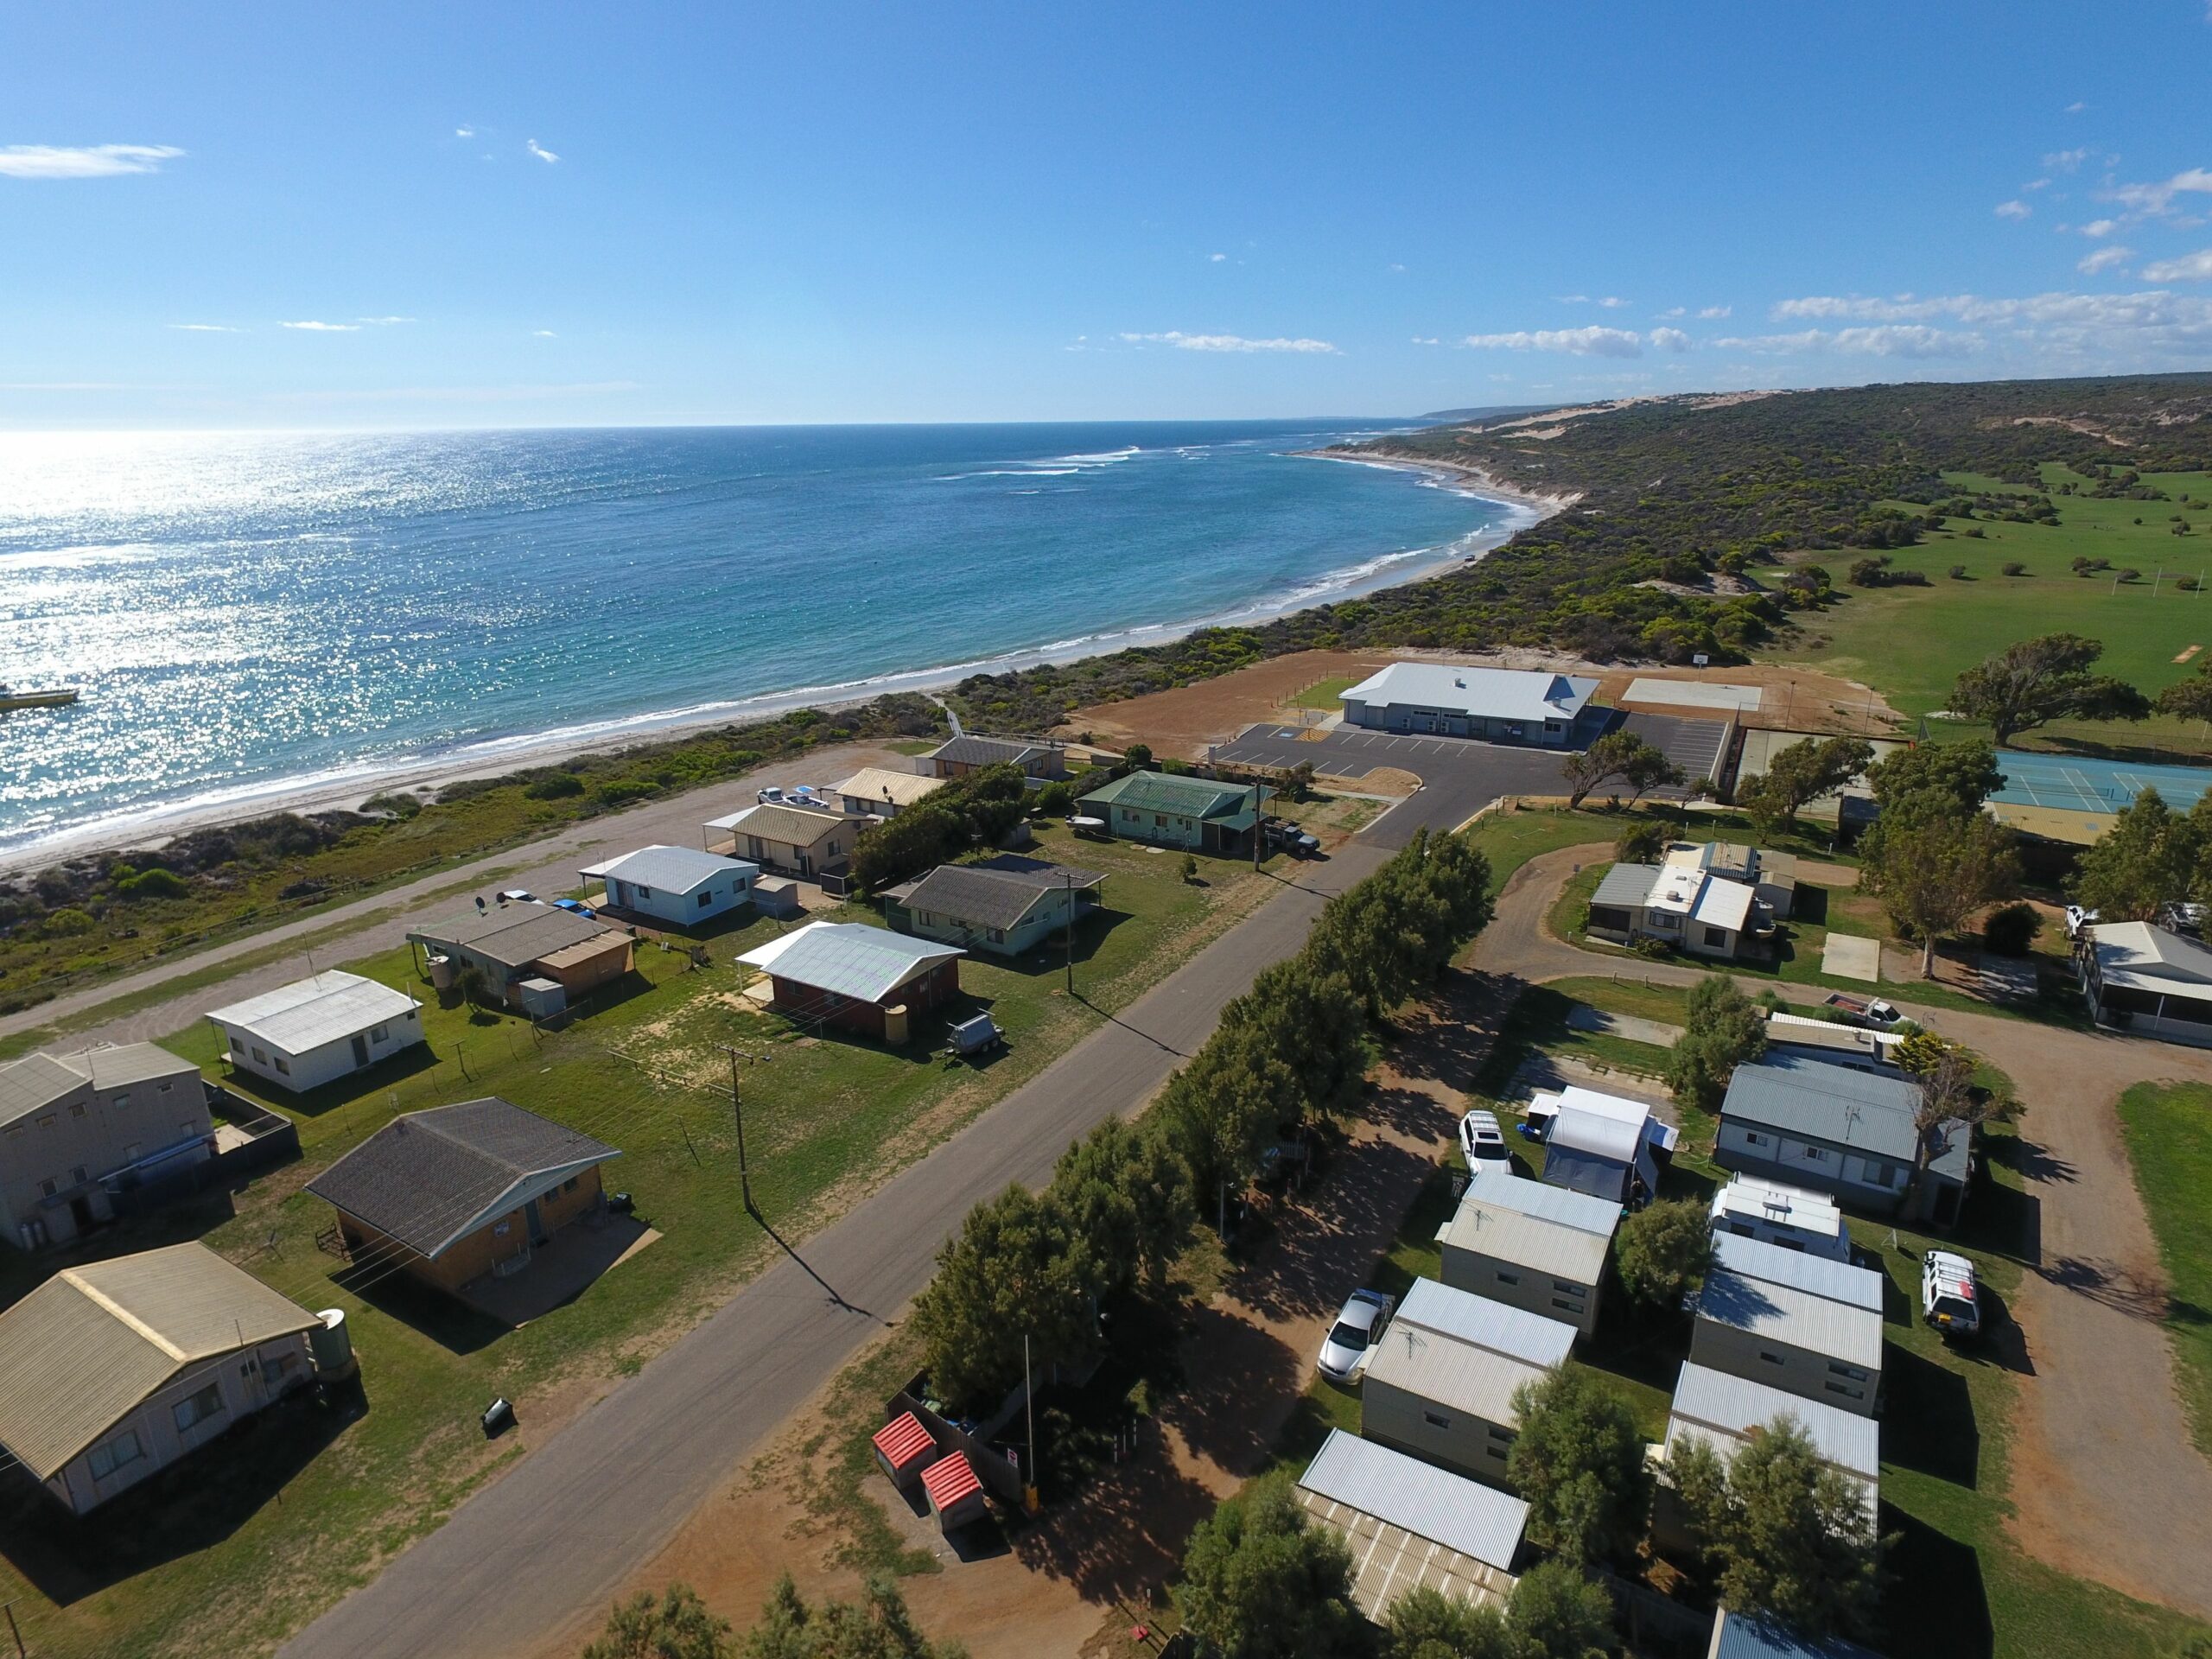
(108, 1084, 301, 1217)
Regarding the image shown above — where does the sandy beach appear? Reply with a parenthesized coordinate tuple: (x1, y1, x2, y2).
(3, 464, 1559, 875)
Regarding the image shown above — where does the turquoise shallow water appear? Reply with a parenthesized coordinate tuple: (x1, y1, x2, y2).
(0, 421, 1519, 852)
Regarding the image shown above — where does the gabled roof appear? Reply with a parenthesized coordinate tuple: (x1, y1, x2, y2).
(1721, 1056, 1965, 1179)
(928, 734, 1058, 769)
(0, 1052, 92, 1125)
(2089, 920, 2212, 995)
(0, 1044, 200, 1129)
(1079, 771, 1260, 818)
(1712, 1175, 1845, 1241)
(1711, 1231, 1885, 1313)
(1365, 1279, 1575, 1424)
(890, 861, 1104, 932)
(738, 921, 963, 1003)
(1437, 1172, 1618, 1283)
(0, 1243, 319, 1479)
(1340, 662, 1598, 723)
(1708, 1607, 1886, 1659)
(407, 905, 624, 972)
(580, 844, 758, 895)
(206, 970, 419, 1054)
(1298, 1429, 1529, 1573)
(1592, 863, 1660, 909)
(1696, 1265, 1885, 1370)
(703, 802, 848, 844)
(1667, 1361, 1881, 1482)
(1393, 1276, 1577, 1367)
(307, 1097, 620, 1259)
(833, 766, 946, 808)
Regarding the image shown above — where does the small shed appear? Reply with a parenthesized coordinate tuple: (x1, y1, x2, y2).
(753, 876, 804, 918)
(920, 1449, 987, 1529)
(873, 1411, 936, 1487)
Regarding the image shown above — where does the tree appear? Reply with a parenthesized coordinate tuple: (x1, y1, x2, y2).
(1561, 732, 1682, 810)
(1158, 1022, 1300, 1197)
(741, 1574, 968, 1659)
(1863, 741, 2004, 825)
(1948, 633, 2150, 746)
(1224, 959, 1375, 1125)
(1051, 1117, 1193, 1297)
(1383, 1584, 1514, 1659)
(1613, 1198, 1713, 1309)
(1664, 975, 1767, 1110)
(1906, 1046, 2017, 1211)
(1859, 811, 2018, 976)
(586, 1584, 732, 1659)
(1172, 1474, 1363, 1659)
(1668, 1421, 1885, 1642)
(1122, 742, 1154, 772)
(2070, 788, 2197, 922)
(1735, 736, 1873, 838)
(1615, 819, 1669, 865)
(1503, 1561, 1616, 1659)
(907, 1184, 1098, 1409)
(2156, 657, 2212, 725)
(1505, 1366, 1654, 1565)
(1180, 852, 1199, 883)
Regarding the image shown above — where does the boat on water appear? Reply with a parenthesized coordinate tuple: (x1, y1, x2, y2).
(0, 683, 79, 712)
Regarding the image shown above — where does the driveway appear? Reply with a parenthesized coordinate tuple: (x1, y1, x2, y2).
(278, 842, 1389, 1659)
(1213, 713, 1726, 851)
(1475, 841, 2212, 1620)
(0, 742, 912, 1052)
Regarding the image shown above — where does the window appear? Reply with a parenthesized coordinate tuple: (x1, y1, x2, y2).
(1488, 1425, 1515, 1441)
(38, 1178, 56, 1198)
(988, 928, 1004, 943)
(563, 1175, 580, 1193)
(369, 1024, 389, 1043)
(696, 891, 712, 908)
(1650, 912, 1679, 931)
(1802, 1145, 1827, 1162)
(1824, 1380, 1866, 1400)
(1552, 1280, 1581, 1294)
(1743, 1130, 1765, 1147)
(251, 1047, 267, 1065)
(36, 1113, 54, 1129)
(1759, 1351, 1783, 1366)
(157, 1081, 173, 1094)
(1422, 1409, 1452, 1430)
(70, 1166, 87, 1185)
(1494, 1271, 1521, 1287)
(1551, 1298, 1583, 1313)
(275, 1056, 290, 1075)
(1704, 926, 1729, 947)
(173, 1381, 225, 1433)
(263, 1352, 300, 1385)
(87, 1429, 143, 1481)
(69, 1102, 86, 1117)
(1827, 1362, 1866, 1380)
(637, 885, 654, 900)
(1486, 1446, 1508, 1460)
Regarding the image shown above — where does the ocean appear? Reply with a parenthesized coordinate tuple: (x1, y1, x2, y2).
(0, 421, 1522, 855)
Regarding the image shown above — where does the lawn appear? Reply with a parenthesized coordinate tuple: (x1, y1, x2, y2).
(1290, 674, 1361, 712)
(2115, 1081, 2212, 1456)
(0, 823, 1293, 1659)
(1768, 467, 2212, 762)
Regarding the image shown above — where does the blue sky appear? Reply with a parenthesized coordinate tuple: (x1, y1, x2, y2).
(4, 3, 2211, 428)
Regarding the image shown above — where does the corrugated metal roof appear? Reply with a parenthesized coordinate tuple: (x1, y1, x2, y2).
(739, 921, 963, 1003)
(1079, 771, 1260, 818)
(895, 866, 1062, 931)
(407, 904, 622, 972)
(1339, 663, 1598, 723)
(1395, 1277, 1577, 1367)
(1297, 1429, 1528, 1572)
(1708, 1607, 1886, 1659)
(205, 970, 420, 1055)
(307, 1097, 620, 1258)
(928, 735, 1058, 769)
(1592, 862, 1658, 909)
(1712, 1232, 1884, 1313)
(1720, 1058, 1927, 1164)
(1454, 1168, 1621, 1234)
(1439, 1190, 1613, 1283)
(1666, 1361, 1880, 1480)
(580, 844, 758, 894)
(834, 767, 946, 808)
(0, 1045, 200, 1128)
(702, 802, 847, 843)
(921, 1450, 982, 1510)
(1693, 876, 1757, 931)
(0, 1243, 319, 1479)
(69, 1043, 200, 1090)
(1366, 1323, 1552, 1426)
(2090, 920, 2212, 994)
(873, 1412, 935, 1470)
(0, 1052, 91, 1124)
(1695, 1266, 1885, 1370)
(1712, 1176, 1845, 1242)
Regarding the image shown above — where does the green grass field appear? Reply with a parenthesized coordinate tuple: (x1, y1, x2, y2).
(1768, 467, 2212, 760)
(2115, 1081, 2212, 1457)
(0, 823, 1288, 1659)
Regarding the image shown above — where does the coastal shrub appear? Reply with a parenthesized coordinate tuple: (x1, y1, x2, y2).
(2002, 560, 2027, 575)
(360, 790, 424, 818)
(1948, 563, 1968, 580)
(1983, 901, 2041, 957)
(41, 907, 96, 938)
(592, 779, 662, 808)
(114, 868, 190, 901)
(524, 772, 586, 801)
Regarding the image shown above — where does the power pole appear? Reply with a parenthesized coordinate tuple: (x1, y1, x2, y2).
(724, 1047, 756, 1215)
(1063, 871, 1074, 995)
(1252, 779, 1268, 872)
(3, 1601, 22, 1659)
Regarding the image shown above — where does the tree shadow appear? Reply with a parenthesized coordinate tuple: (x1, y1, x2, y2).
(1226, 1137, 1433, 1326)
(1879, 1502, 1993, 1659)
(1005, 1427, 1220, 1607)
(1879, 1345, 1980, 1489)
(0, 1376, 367, 1604)
(2033, 1253, 2171, 1322)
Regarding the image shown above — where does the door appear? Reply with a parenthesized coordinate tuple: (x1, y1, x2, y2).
(68, 1196, 95, 1236)
(351, 1033, 371, 1067)
(524, 1197, 548, 1246)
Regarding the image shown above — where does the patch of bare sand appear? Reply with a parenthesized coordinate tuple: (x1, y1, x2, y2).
(1598, 661, 1901, 737)
(1062, 650, 1393, 758)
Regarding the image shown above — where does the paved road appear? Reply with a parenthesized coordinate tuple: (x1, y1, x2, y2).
(1214, 712, 1727, 849)
(280, 839, 1390, 1659)
(1476, 841, 2212, 1620)
(0, 743, 910, 1052)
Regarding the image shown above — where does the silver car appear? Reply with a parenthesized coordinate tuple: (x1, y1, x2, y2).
(1315, 1289, 1395, 1384)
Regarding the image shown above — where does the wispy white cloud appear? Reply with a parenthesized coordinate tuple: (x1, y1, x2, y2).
(1697, 304, 1732, 319)
(0, 143, 183, 180)
(526, 138, 559, 163)
(2024, 177, 2052, 192)
(1649, 327, 1693, 353)
(168, 322, 242, 333)
(1657, 306, 1686, 320)
(1118, 330, 1340, 353)
(1767, 288, 2212, 363)
(1713, 325, 1983, 358)
(2078, 245, 2133, 275)
(2104, 166, 2212, 219)
(2065, 100, 2088, 114)
(1387, 262, 1406, 274)
(1995, 200, 2032, 220)
(2044, 147, 2091, 173)
(533, 328, 558, 337)
(281, 320, 363, 332)
(1410, 336, 1440, 346)
(1208, 252, 1227, 263)
(2143, 248, 2212, 282)
(1596, 296, 1630, 308)
(2081, 218, 2119, 238)
(356, 315, 415, 326)
(1459, 326, 1646, 358)
(1552, 294, 1589, 305)
(455, 126, 476, 138)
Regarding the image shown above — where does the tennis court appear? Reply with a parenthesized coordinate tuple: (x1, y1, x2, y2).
(1993, 751, 2212, 817)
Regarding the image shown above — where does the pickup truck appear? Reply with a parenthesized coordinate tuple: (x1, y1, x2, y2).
(1261, 817, 1320, 856)
(1823, 991, 1901, 1027)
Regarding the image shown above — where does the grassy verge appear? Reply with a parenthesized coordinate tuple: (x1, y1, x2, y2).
(0, 823, 1289, 1659)
(2115, 1082, 2212, 1456)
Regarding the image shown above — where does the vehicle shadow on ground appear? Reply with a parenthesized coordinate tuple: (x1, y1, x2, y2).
(0, 1378, 366, 1604)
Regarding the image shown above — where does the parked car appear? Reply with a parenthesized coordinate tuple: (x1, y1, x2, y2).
(757, 785, 786, 804)
(2063, 905, 2100, 939)
(498, 889, 540, 906)
(1315, 1289, 1395, 1384)
(1262, 816, 1320, 856)
(1457, 1108, 1510, 1170)
(553, 898, 595, 918)
(2160, 900, 2206, 937)
(1922, 1249, 1981, 1338)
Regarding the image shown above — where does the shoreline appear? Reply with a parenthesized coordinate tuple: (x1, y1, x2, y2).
(1298, 445, 1586, 515)
(1, 450, 1560, 875)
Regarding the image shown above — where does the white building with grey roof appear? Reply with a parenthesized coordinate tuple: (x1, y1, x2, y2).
(1654, 1360, 1881, 1549)
(1338, 662, 1598, 747)
(1360, 1276, 1575, 1487)
(1295, 1429, 1527, 1620)
(1717, 1054, 1969, 1224)
(880, 855, 1105, 957)
(0, 1042, 211, 1250)
(1435, 1169, 1620, 1337)
(205, 969, 424, 1093)
(579, 843, 759, 928)
(1690, 1258, 1884, 1417)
